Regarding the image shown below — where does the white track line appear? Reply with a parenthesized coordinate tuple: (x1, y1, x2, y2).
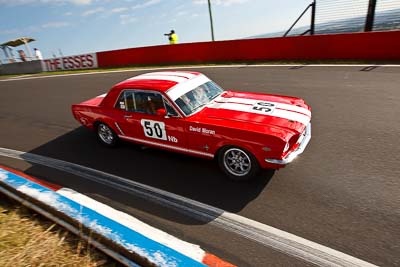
(0, 147, 377, 267)
(1, 64, 399, 82)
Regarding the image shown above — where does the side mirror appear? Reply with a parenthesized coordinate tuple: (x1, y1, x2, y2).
(156, 108, 167, 117)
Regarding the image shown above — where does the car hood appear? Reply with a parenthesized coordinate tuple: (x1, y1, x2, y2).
(195, 91, 311, 139)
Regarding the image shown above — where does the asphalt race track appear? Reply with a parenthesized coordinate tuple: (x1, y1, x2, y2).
(1, 65, 399, 266)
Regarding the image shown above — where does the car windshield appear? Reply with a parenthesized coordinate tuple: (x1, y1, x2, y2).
(175, 81, 224, 116)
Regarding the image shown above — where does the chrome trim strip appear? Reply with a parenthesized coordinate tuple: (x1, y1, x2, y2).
(118, 135, 214, 158)
(265, 123, 311, 165)
(114, 122, 125, 135)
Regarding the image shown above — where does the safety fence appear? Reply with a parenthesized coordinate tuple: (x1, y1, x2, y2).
(316, 0, 400, 33)
(285, 0, 400, 37)
(1, 30, 399, 75)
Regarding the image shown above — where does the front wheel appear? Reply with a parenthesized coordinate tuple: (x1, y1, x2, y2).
(97, 123, 118, 147)
(218, 146, 260, 181)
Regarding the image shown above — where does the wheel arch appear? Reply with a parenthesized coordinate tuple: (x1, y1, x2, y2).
(93, 119, 119, 134)
(93, 120, 102, 129)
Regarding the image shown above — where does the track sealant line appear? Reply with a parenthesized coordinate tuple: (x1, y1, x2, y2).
(1, 64, 400, 82)
(0, 147, 378, 267)
(0, 165, 235, 267)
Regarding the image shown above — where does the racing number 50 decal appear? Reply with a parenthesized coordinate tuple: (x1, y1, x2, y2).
(140, 119, 167, 140)
(252, 102, 276, 114)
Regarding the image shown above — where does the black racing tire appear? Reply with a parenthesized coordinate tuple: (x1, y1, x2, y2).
(218, 146, 260, 181)
(96, 122, 118, 147)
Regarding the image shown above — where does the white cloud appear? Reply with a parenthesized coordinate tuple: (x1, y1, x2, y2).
(193, 0, 248, 6)
(0, 0, 92, 5)
(0, 28, 19, 35)
(64, 11, 73, 16)
(0, 21, 69, 36)
(69, 0, 91, 4)
(42, 21, 70, 28)
(177, 11, 188, 16)
(120, 14, 137, 25)
(175, 4, 185, 10)
(82, 7, 105, 16)
(111, 7, 128, 13)
(131, 0, 161, 10)
(0, 0, 34, 4)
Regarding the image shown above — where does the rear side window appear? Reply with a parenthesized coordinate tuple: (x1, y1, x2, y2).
(115, 93, 126, 110)
(115, 91, 136, 111)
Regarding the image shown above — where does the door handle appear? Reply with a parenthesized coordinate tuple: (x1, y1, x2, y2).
(124, 115, 132, 119)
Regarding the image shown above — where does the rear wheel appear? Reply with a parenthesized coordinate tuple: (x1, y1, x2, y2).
(97, 123, 118, 147)
(218, 146, 260, 181)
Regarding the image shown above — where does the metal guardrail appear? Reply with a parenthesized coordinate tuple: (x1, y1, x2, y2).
(284, 0, 400, 37)
(283, 1, 316, 37)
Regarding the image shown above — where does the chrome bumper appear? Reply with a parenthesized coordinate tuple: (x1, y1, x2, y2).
(265, 123, 311, 165)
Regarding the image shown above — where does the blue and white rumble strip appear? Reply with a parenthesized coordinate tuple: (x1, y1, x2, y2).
(0, 167, 215, 267)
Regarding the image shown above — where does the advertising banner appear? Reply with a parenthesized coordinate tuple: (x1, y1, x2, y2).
(42, 53, 98, 72)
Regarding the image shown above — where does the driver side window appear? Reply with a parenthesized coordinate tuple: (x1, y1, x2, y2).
(115, 90, 180, 117)
(134, 92, 164, 115)
(115, 91, 136, 111)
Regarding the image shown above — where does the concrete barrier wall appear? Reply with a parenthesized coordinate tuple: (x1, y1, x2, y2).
(0, 60, 43, 75)
(1, 31, 399, 75)
(97, 31, 400, 68)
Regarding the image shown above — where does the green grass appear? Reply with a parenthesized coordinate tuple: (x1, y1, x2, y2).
(0, 195, 118, 267)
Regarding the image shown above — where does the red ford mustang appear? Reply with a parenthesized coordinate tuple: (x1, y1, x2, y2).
(72, 71, 311, 181)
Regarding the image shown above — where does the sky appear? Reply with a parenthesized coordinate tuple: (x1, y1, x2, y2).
(0, 0, 319, 59)
(1, 0, 398, 60)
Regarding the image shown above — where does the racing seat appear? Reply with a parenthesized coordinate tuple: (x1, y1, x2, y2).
(145, 96, 156, 115)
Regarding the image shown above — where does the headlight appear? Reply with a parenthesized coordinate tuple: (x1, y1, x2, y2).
(283, 142, 290, 153)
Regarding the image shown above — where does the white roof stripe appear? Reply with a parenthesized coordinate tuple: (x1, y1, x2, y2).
(128, 75, 187, 83)
(167, 75, 211, 101)
(142, 71, 197, 79)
